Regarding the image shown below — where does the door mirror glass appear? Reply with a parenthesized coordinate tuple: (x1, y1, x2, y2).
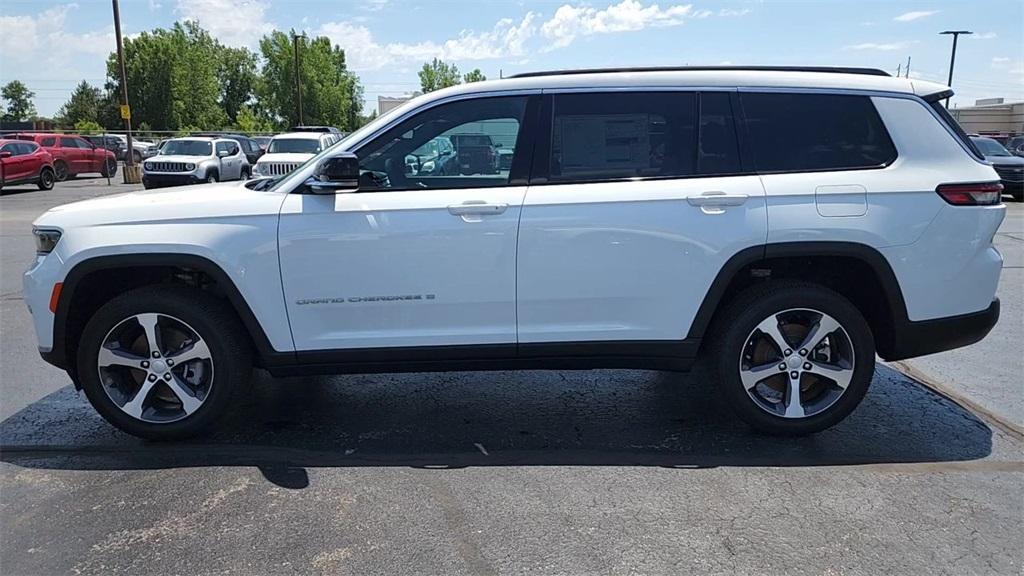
(308, 152, 360, 194)
(217, 149, 230, 157)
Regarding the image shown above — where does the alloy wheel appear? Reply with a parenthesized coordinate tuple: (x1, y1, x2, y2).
(738, 308, 855, 419)
(97, 312, 214, 423)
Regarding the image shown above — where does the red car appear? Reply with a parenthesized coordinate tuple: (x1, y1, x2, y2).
(10, 133, 117, 181)
(0, 139, 56, 190)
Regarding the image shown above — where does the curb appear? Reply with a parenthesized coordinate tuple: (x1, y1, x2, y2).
(889, 360, 1024, 440)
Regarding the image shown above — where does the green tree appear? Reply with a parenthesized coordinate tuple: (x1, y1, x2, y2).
(1, 80, 37, 121)
(56, 80, 103, 128)
(463, 69, 486, 83)
(74, 120, 103, 134)
(418, 58, 461, 93)
(234, 104, 275, 133)
(218, 46, 258, 125)
(257, 30, 363, 130)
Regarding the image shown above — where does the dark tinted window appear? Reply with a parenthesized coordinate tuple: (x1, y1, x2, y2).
(741, 93, 896, 172)
(550, 92, 696, 182)
(17, 142, 38, 155)
(60, 137, 78, 148)
(698, 92, 741, 175)
(41, 136, 56, 146)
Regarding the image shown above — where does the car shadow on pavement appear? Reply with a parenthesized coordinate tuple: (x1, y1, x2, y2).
(0, 364, 992, 488)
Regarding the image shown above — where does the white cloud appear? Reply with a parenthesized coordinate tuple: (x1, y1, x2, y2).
(893, 10, 939, 22)
(0, 4, 113, 71)
(174, 0, 273, 48)
(845, 41, 917, 51)
(361, 0, 389, 12)
(541, 0, 700, 49)
(319, 12, 537, 71)
(992, 57, 1011, 64)
(971, 32, 998, 40)
(718, 8, 751, 17)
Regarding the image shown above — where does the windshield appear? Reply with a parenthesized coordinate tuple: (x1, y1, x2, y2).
(269, 138, 320, 154)
(160, 140, 212, 156)
(453, 135, 492, 147)
(971, 137, 1011, 157)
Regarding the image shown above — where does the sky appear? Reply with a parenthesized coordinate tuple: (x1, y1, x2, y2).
(1, 0, 1021, 117)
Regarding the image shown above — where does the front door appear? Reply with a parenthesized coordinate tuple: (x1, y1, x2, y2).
(278, 94, 536, 352)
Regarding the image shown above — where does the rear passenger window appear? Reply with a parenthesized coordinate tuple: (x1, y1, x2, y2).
(60, 137, 77, 148)
(698, 92, 741, 175)
(741, 93, 896, 172)
(41, 137, 56, 147)
(550, 92, 697, 182)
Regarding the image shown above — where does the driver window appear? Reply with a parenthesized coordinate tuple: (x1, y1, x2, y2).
(356, 95, 527, 191)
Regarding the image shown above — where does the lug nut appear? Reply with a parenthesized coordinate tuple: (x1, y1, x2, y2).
(147, 374, 157, 382)
(166, 359, 174, 366)
(790, 371, 799, 379)
(141, 360, 149, 368)
(784, 349, 792, 356)
(799, 349, 808, 356)
(804, 362, 812, 370)
(163, 373, 172, 381)
(152, 351, 161, 358)
(778, 363, 786, 371)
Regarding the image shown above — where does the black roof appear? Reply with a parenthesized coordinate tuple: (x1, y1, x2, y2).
(509, 66, 891, 79)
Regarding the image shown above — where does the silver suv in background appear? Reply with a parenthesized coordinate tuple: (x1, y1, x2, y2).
(142, 137, 250, 189)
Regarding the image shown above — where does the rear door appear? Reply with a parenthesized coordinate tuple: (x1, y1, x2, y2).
(59, 137, 84, 174)
(516, 90, 767, 346)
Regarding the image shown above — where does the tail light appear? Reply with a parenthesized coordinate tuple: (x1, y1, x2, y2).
(936, 182, 1003, 206)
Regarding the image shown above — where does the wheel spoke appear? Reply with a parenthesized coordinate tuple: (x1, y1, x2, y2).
(755, 314, 791, 354)
(808, 360, 854, 390)
(98, 346, 147, 369)
(784, 372, 805, 418)
(165, 373, 203, 415)
(121, 378, 159, 419)
(795, 314, 842, 353)
(740, 361, 780, 390)
(136, 313, 163, 357)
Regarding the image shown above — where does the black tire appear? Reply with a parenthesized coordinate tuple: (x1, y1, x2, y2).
(101, 158, 117, 178)
(37, 167, 55, 190)
(706, 280, 875, 435)
(76, 285, 252, 440)
(240, 166, 251, 180)
(53, 160, 68, 182)
(206, 171, 219, 184)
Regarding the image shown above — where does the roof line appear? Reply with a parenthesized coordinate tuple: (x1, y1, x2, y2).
(508, 66, 891, 79)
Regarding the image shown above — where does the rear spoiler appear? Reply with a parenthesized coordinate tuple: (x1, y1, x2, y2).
(923, 89, 954, 103)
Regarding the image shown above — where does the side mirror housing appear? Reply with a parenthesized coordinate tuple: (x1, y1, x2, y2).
(308, 152, 359, 194)
(0, 151, 11, 159)
(217, 149, 230, 158)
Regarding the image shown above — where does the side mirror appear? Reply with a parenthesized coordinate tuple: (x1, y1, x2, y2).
(308, 152, 359, 194)
(494, 143, 503, 148)
(0, 151, 11, 159)
(217, 149, 230, 157)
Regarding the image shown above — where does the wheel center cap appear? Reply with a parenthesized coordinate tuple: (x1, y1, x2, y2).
(787, 356, 803, 369)
(151, 360, 168, 373)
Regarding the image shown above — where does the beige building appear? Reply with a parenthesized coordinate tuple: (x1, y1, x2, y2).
(377, 95, 415, 115)
(951, 98, 1024, 138)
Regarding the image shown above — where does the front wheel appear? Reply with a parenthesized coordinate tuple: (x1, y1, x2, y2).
(205, 172, 218, 184)
(53, 161, 68, 182)
(76, 285, 252, 440)
(707, 281, 875, 435)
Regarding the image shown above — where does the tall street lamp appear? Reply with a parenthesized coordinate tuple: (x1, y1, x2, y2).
(291, 32, 308, 126)
(940, 30, 972, 109)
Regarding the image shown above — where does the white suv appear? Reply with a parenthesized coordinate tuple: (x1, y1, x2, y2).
(252, 131, 339, 177)
(142, 137, 250, 189)
(25, 67, 1005, 439)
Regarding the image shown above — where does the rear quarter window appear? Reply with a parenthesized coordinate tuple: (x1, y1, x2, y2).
(740, 92, 897, 173)
(41, 137, 56, 146)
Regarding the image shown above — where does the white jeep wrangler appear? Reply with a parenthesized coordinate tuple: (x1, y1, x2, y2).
(25, 67, 1005, 439)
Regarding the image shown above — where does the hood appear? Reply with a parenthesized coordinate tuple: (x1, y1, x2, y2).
(34, 180, 286, 230)
(984, 154, 1024, 167)
(147, 154, 211, 163)
(256, 152, 315, 164)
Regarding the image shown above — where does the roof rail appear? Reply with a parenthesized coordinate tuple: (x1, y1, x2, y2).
(508, 66, 891, 79)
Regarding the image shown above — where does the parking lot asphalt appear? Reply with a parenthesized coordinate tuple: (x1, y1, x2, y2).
(1, 179, 1022, 575)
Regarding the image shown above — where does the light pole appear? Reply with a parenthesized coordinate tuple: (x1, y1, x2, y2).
(291, 32, 307, 126)
(112, 0, 134, 168)
(940, 30, 972, 108)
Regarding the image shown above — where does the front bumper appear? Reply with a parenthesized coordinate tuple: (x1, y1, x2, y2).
(884, 298, 1000, 360)
(142, 173, 203, 188)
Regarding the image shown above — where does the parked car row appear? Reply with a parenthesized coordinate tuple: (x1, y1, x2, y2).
(970, 136, 1024, 201)
(6, 133, 117, 181)
(0, 139, 56, 190)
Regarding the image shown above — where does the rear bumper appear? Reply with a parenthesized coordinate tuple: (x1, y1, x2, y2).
(884, 298, 1000, 360)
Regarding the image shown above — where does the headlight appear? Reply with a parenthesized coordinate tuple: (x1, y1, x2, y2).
(144, 162, 153, 170)
(421, 161, 435, 173)
(186, 163, 196, 171)
(253, 164, 263, 175)
(33, 228, 62, 255)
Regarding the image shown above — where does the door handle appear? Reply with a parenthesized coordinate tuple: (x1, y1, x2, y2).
(687, 191, 749, 214)
(447, 201, 508, 216)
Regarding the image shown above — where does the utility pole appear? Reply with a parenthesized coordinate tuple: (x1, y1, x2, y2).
(291, 32, 307, 126)
(112, 0, 134, 169)
(897, 63, 902, 77)
(905, 56, 911, 78)
(940, 30, 972, 108)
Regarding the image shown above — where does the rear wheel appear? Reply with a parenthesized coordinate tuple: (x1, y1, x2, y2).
(77, 285, 252, 440)
(53, 160, 68, 182)
(708, 281, 875, 435)
(240, 166, 251, 180)
(37, 167, 55, 190)
(101, 158, 117, 178)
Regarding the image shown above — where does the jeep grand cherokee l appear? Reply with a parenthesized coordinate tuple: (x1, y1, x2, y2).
(25, 67, 1004, 440)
